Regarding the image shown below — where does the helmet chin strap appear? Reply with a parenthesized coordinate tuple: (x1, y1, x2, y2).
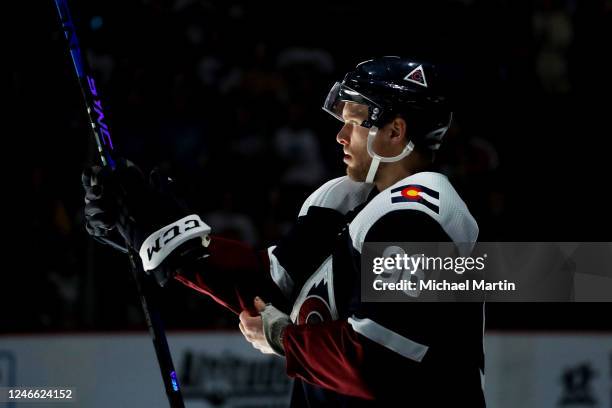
(364, 126, 415, 184)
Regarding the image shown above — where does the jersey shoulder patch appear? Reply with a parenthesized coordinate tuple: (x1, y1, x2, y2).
(349, 172, 479, 254)
(299, 176, 374, 217)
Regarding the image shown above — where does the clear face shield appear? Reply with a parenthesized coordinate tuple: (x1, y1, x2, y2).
(322, 82, 382, 128)
(322, 82, 414, 184)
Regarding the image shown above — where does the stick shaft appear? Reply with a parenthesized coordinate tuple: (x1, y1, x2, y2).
(54, 1, 185, 406)
(54, 0, 116, 169)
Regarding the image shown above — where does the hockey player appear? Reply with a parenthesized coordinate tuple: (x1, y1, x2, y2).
(82, 56, 485, 406)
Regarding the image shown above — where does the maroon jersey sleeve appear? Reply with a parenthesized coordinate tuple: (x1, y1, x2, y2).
(173, 236, 289, 315)
(282, 320, 375, 400)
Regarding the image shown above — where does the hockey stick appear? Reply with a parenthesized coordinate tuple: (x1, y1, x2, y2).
(54, 1, 185, 407)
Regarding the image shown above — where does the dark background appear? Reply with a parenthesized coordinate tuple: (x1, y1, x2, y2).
(5, 0, 612, 333)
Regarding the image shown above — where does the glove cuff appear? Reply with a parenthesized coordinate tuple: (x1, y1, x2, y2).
(139, 214, 211, 271)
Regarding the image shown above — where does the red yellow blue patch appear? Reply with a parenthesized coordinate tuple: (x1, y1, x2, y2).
(390, 184, 439, 213)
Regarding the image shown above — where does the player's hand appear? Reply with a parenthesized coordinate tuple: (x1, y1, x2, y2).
(83, 159, 184, 248)
(82, 164, 120, 239)
(82, 159, 210, 286)
(239, 299, 275, 354)
(239, 297, 291, 356)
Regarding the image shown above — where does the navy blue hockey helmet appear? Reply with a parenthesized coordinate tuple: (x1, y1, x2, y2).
(323, 56, 453, 151)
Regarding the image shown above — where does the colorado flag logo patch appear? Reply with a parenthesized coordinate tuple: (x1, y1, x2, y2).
(390, 184, 439, 213)
(404, 64, 428, 88)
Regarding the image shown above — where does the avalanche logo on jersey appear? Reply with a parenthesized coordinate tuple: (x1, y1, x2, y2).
(297, 282, 333, 325)
(291, 257, 338, 325)
(390, 184, 439, 213)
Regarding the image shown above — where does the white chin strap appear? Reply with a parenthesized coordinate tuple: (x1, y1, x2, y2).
(364, 126, 415, 184)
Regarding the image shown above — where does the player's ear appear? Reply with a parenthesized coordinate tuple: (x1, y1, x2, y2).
(388, 116, 407, 144)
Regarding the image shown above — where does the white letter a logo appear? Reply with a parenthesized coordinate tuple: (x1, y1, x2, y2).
(404, 65, 428, 88)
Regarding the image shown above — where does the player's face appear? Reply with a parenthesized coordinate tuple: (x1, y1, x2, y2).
(336, 103, 372, 181)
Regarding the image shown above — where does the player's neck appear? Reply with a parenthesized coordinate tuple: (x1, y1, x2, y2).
(375, 166, 412, 191)
(374, 158, 430, 191)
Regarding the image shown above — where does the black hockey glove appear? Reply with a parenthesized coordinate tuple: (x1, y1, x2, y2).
(82, 159, 211, 286)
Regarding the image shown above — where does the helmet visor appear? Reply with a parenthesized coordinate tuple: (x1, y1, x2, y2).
(322, 82, 383, 128)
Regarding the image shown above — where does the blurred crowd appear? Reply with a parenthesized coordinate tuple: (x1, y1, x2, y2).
(7, 0, 612, 332)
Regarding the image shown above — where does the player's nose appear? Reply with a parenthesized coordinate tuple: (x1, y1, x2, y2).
(336, 124, 350, 146)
